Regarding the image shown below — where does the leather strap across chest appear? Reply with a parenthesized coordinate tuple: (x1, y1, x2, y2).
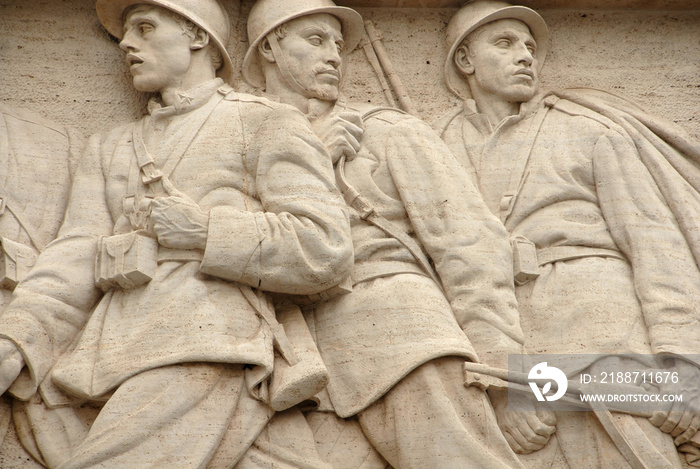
(122, 90, 226, 227)
(497, 95, 558, 224)
(334, 107, 443, 290)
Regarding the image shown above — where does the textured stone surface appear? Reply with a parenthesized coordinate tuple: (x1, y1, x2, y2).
(339, 0, 700, 7)
(1, 1, 699, 467)
(1, 1, 698, 142)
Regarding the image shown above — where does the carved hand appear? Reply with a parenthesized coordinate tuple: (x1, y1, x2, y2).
(0, 338, 24, 394)
(648, 359, 700, 445)
(312, 111, 364, 164)
(488, 388, 557, 454)
(149, 177, 209, 251)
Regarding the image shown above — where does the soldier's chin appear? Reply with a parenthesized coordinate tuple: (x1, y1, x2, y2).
(131, 76, 160, 93)
(309, 85, 339, 102)
(508, 85, 538, 104)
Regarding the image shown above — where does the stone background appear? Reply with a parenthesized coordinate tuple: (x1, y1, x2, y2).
(0, 0, 699, 143)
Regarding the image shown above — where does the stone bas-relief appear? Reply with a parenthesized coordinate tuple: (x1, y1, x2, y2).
(0, 0, 355, 467)
(245, 0, 530, 467)
(3, 2, 699, 142)
(436, 1, 700, 468)
(0, 0, 699, 468)
(0, 104, 77, 457)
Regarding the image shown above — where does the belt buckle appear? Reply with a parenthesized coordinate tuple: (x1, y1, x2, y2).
(353, 196, 375, 220)
(140, 163, 163, 185)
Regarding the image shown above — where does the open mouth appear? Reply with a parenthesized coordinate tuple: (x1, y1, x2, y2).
(126, 54, 144, 68)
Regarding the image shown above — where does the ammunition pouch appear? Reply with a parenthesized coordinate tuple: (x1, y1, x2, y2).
(511, 236, 540, 285)
(0, 237, 38, 290)
(511, 236, 626, 286)
(95, 231, 158, 291)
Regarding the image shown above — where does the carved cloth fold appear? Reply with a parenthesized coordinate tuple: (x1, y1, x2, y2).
(552, 88, 700, 270)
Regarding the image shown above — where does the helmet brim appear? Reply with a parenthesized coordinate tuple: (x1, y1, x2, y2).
(444, 6, 549, 100)
(242, 6, 364, 88)
(96, 0, 234, 83)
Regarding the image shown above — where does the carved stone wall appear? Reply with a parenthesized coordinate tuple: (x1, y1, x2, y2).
(1, 1, 700, 468)
(1, 1, 698, 142)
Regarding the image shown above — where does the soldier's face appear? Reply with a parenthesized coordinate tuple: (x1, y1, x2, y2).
(120, 5, 193, 93)
(462, 19, 539, 104)
(276, 14, 345, 101)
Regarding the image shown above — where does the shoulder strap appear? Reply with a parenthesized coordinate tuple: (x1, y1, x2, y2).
(432, 105, 463, 136)
(332, 107, 443, 289)
(359, 106, 407, 122)
(335, 153, 443, 291)
(123, 91, 226, 228)
(499, 95, 556, 223)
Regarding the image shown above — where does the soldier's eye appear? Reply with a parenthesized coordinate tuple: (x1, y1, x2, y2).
(139, 23, 154, 35)
(307, 35, 323, 46)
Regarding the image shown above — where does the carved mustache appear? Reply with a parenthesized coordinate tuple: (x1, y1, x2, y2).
(515, 68, 534, 78)
(314, 66, 341, 80)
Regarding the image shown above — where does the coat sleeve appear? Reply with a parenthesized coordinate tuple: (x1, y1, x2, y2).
(593, 128, 700, 363)
(385, 117, 523, 369)
(200, 106, 353, 295)
(0, 133, 111, 398)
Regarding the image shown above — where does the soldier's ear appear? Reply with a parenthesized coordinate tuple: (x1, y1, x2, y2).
(258, 37, 276, 64)
(190, 28, 210, 51)
(454, 44, 475, 76)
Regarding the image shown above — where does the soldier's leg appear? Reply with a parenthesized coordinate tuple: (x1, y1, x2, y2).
(56, 363, 251, 469)
(0, 394, 45, 469)
(357, 356, 524, 469)
(542, 357, 683, 469)
(549, 411, 682, 469)
(13, 395, 98, 468)
(306, 411, 390, 469)
(235, 407, 332, 469)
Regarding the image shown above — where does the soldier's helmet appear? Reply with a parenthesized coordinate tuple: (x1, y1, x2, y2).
(444, 0, 549, 99)
(242, 0, 364, 88)
(96, 0, 233, 83)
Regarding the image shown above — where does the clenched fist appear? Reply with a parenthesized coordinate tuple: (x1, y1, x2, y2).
(312, 111, 364, 164)
(148, 177, 209, 251)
